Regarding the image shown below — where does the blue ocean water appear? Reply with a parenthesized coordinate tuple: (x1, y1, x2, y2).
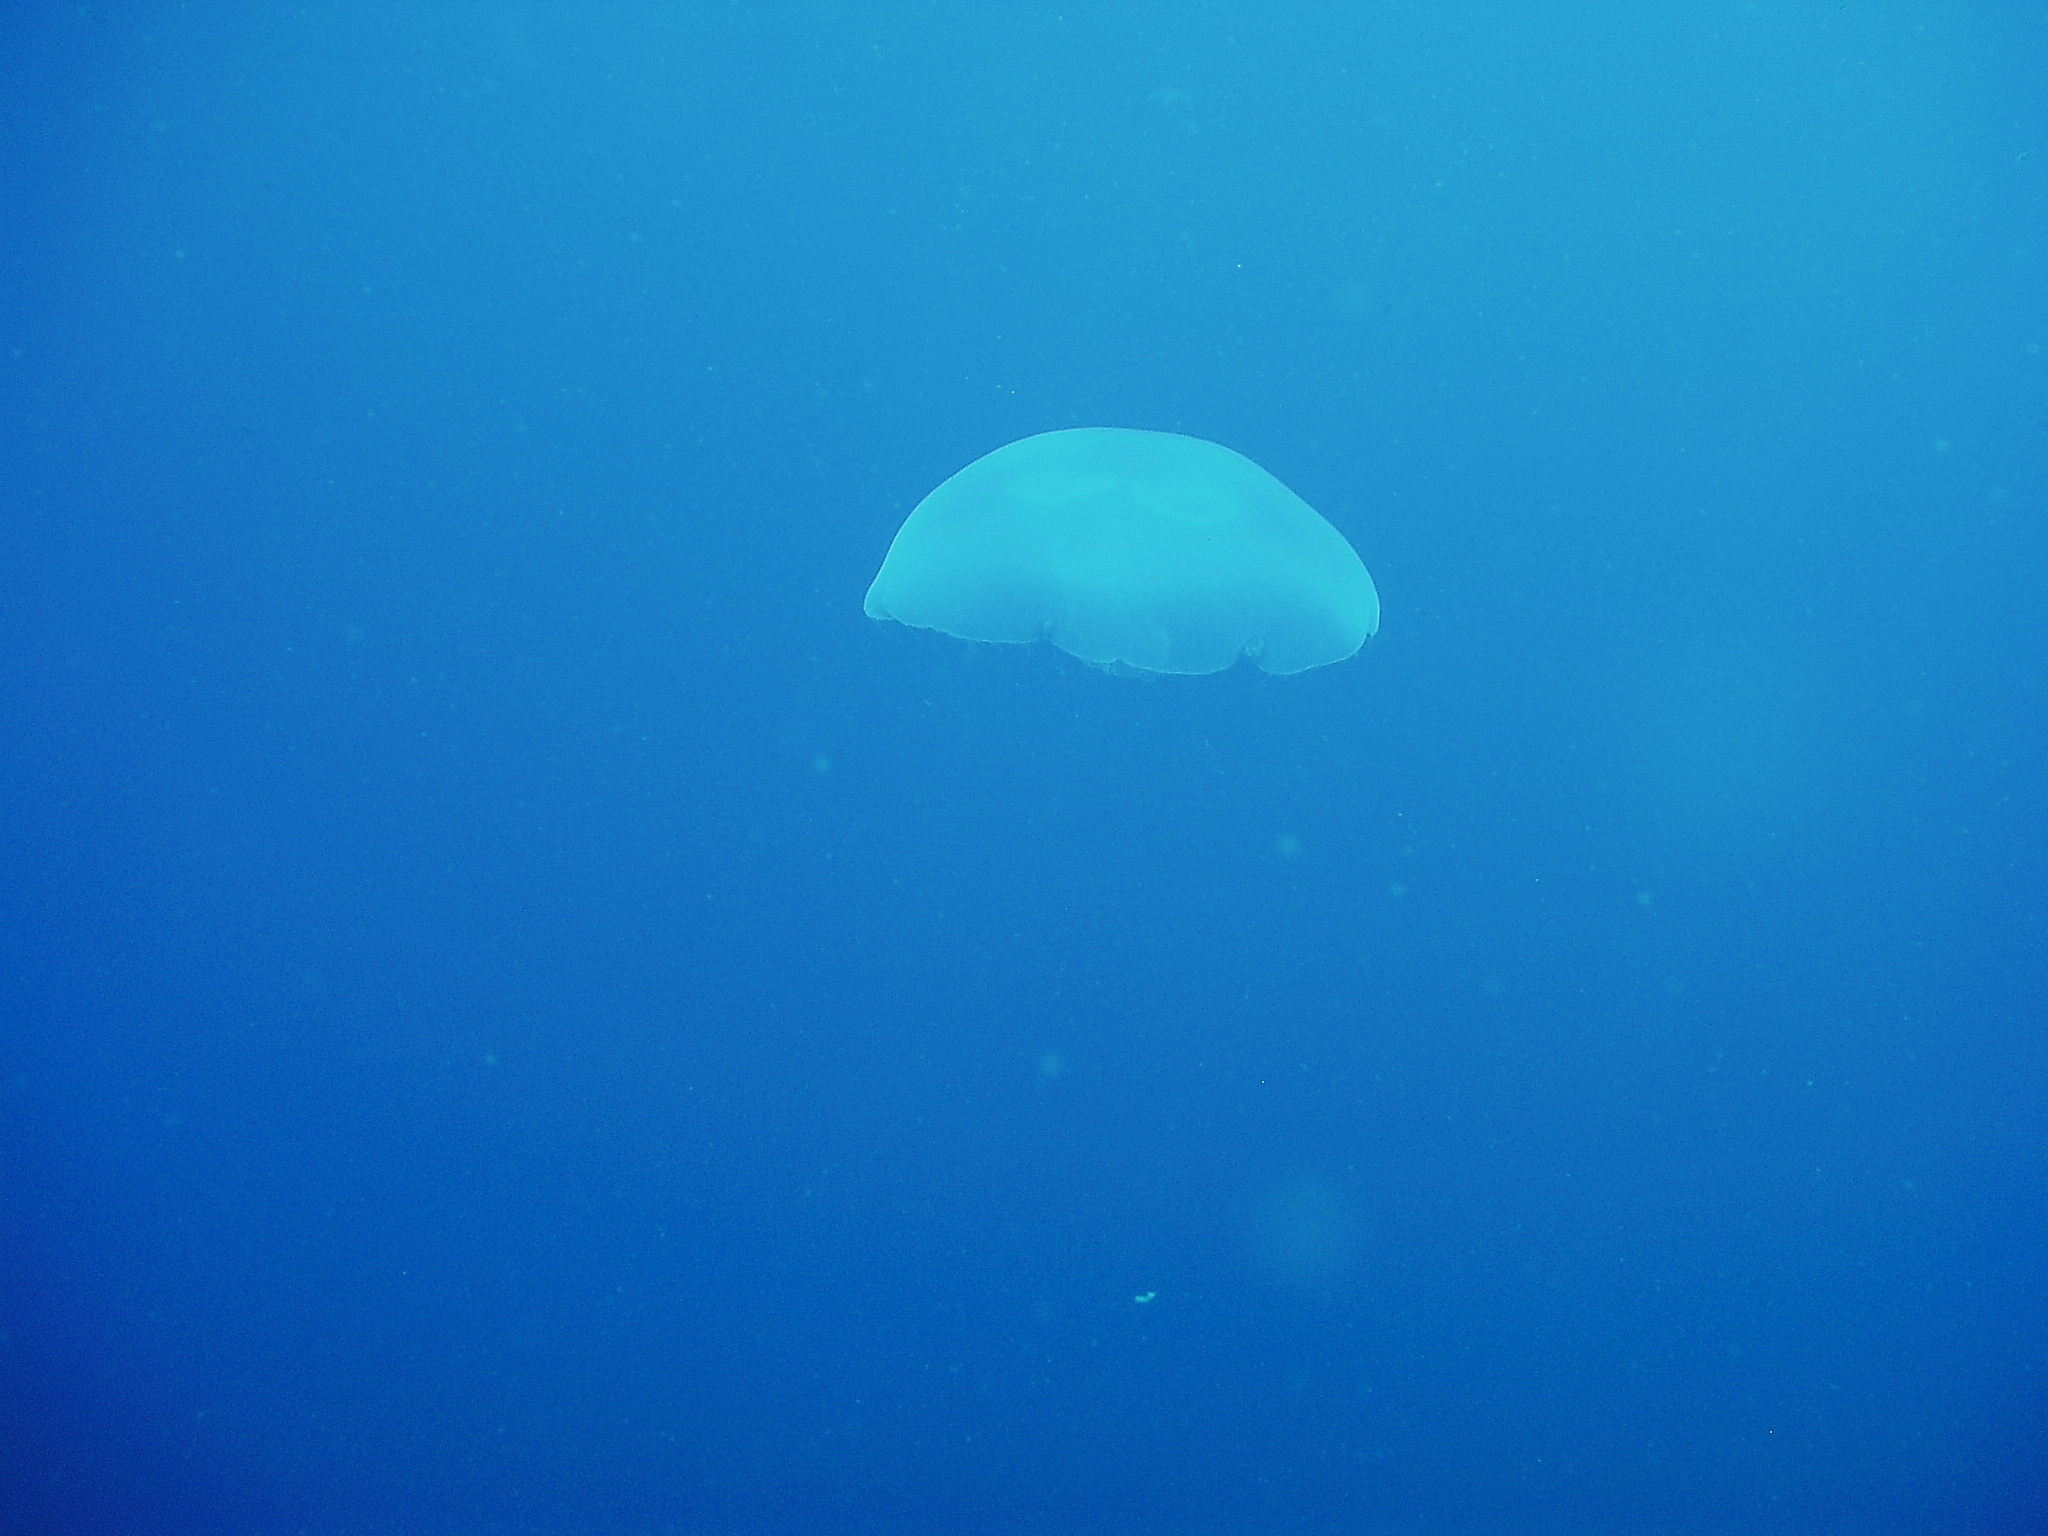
(3, 4, 2045, 1533)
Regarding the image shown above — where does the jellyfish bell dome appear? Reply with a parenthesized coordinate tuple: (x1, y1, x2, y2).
(864, 428, 1378, 676)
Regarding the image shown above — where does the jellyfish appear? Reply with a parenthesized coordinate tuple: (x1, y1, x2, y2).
(864, 428, 1378, 675)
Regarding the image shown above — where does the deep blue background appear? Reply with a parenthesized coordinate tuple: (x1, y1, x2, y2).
(4, 4, 2046, 1533)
